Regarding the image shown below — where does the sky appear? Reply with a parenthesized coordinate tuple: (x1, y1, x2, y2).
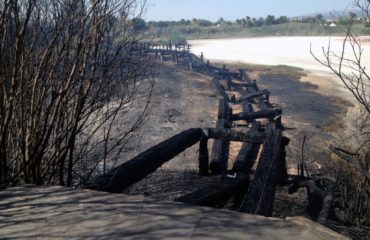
(145, 0, 354, 21)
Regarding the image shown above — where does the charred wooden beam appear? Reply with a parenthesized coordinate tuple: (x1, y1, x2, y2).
(207, 128, 265, 143)
(233, 123, 261, 173)
(235, 90, 270, 103)
(217, 99, 231, 119)
(232, 109, 280, 121)
(226, 77, 232, 91)
(210, 119, 230, 174)
(212, 78, 229, 100)
(84, 128, 205, 193)
(239, 69, 252, 82)
(239, 124, 282, 216)
(176, 174, 249, 207)
(198, 138, 209, 176)
(242, 100, 254, 115)
(277, 136, 290, 184)
(230, 81, 256, 89)
(211, 99, 232, 174)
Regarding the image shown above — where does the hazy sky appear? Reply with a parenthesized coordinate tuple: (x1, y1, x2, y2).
(145, 0, 354, 21)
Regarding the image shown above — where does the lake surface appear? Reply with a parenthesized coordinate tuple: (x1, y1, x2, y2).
(189, 36, 370, 76)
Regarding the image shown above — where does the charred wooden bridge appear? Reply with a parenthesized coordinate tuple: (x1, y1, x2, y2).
(85, 43, 290, 217)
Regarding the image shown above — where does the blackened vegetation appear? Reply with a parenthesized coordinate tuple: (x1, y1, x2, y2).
(85, 43, 291, 218)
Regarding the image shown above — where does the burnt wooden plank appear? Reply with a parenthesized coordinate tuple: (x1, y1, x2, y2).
(84, 128, 205, 193)
(238, 123, 283, 216)
(232, 109, 280, 121)
(230, 81, 257, 89)
(235, 90, 270, 103)
(207, 128, 265, 143)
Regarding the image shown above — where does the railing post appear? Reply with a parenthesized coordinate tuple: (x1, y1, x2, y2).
(198, 138, 209, 176)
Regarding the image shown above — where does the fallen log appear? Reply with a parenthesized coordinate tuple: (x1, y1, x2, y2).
(238, 123, 282, 216)
(84, 128, 205, 193)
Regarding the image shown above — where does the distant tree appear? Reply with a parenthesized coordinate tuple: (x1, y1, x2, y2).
(265, 15, 275, 25)
(197, 19, 213, 27)
(240, 18, 247, 27)
(180, 19, 191, 25)
(276, 16, 289, 24)
(217, 17, 225, 25)
(159, 21, 170, 27)
(255, 17, 264, 27)
(132, 18, 148, 31)
(315, 14, 323, 23)
(246, 16, 254, 27)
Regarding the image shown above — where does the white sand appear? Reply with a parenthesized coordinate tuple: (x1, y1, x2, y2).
(189, 36, 370, 102)
(189, 36, 370, 76)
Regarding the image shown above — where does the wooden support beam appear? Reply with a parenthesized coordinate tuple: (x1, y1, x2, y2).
(210, 119, 230, 174)
(198, 138, 209, 176)
(210, 99, 232, 174)
(232, 109, 280, 121)
(238, 124, 282, 216)
(84, 128, 205, 193)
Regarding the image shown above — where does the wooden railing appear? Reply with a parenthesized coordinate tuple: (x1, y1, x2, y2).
(84, 43, 290, 217)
